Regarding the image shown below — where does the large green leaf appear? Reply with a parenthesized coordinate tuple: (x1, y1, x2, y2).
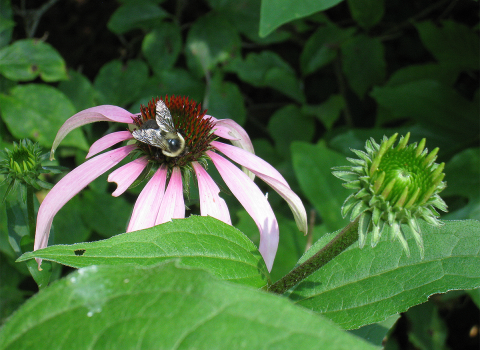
(107, 3, 169, 34)
(0, 39, 67, 81)
(291, 141, 350, 231)
(58, 70, 97, 112)
(18, 216, 269, 288)
(341, 34, 386, 98)
(268, 105, 314, 155)
(0, 261, 377, 350)
(259, 0, 343, 37)
(142, 22, 182, 75)
(347, 0, 384, 29)
(207, 0, 290, 43)
(0, 84, 88, 150)
(94, 59, 148, 107)
(300, 23, 355, 75)
(185, 13, 241, 77)
(208, 75, 246, 125)
(288, 220, 480, 330)
(232, 51, 305, 102)
(371, 79, 479, 137)
(415, 20, 479, 70)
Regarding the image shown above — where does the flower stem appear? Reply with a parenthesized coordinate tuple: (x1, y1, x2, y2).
(268, 217, 360, 294)
(26, 185, 36, 240)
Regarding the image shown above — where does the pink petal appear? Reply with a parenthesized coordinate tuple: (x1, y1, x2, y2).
(209, 116, 254, 155)
(212, 140, 308, 234)
(34, 144, 136, 269)
(208, 117, 255, 180)
(155, 167, 185, 225)
(86, 131, 134, 159)
(252, 171, 308, 235)
(212, 141, 289, 188)
(208, 151, 278, 271)
(127, 165, 168, 232)
(108, 157, 148, 197)
(192, 161, 231, 225)
(50, 105, 135, 160)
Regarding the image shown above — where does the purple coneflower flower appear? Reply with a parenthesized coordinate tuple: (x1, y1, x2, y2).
(34, 96, 307, 271)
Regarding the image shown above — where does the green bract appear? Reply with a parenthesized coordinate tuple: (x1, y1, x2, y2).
(332, 133, 447, 257)
(0, 139, 63, 200)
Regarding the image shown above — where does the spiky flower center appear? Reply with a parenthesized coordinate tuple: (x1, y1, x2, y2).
(132, 96, 215, 168)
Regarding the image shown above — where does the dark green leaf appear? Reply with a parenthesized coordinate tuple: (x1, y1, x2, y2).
(301, 23, 355, 75)
(268, 105, 314, 155)
(291, 141, 350, 231)
(341, 34, 386, 98)
(142, 22, 182, 75)
(208, 75, 246, 125)
(53, 196, 90, 245)
(415, 20, 479, 70)
(135, 69, 204, 107)
(94, 59, 148, 107)
(207, 0, 290, 43)
(371, 80, 479, 137)
(0, 39, 67, 82)
(232, 51, 305, 102)
(107, 3, 169, 34)
(350, 314, 400, 348)
(386, 63, 459, 87)
(18, 216, 269, 288)
(0, 84, 88, 150)
(0, 261, 377, 350)
(80, 189, 132, 238)
(58, 70, 97, 112)
(185, 13, 241, 77)
(406, 301, 449, 350)
(347, 0, 384, 29)
(302, 94, 345, 130)
(259, 0, 343, 37)
(289, 220, 480, 330)
(0, 0, 14, 49)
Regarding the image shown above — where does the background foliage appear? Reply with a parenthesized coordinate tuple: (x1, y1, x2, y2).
(0, 0, 478, 349)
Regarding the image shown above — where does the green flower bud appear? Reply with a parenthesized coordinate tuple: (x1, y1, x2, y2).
(0, 139, 61, 200)
(332, 133, 447, 258)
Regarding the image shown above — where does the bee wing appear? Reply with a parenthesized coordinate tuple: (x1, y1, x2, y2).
(155, 100, 176, 133)
(132, 128, 168, 150)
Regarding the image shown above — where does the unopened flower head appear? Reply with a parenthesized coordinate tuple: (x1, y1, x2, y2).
(0, 139, 58, 200)
(332, 133, 447, 257)
(35, 96, 308, 271)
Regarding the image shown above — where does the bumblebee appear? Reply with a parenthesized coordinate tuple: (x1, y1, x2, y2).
(132, 100, 186, 157)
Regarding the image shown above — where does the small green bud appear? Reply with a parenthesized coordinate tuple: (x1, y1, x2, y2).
(332, 133, 447, 258)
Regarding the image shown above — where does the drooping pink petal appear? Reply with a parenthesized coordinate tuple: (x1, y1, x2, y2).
(208, 117, 255, 180)
(192, 161, 231, 225)
(208, 116, 254, 155)
(212, 141, 289, 188)
(34, 144, 136, 269)
(108, 157, 148, 197)
(50, 105, 135, 160)
(86, 131, 134, 159)
(127, 165, 168, 232)
(207, 151, 278, 271)
(212, 140, 308, 234)
(155, 167, 185, 225)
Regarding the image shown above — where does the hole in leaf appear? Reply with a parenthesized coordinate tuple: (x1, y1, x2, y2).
(74, 249, 86, 256)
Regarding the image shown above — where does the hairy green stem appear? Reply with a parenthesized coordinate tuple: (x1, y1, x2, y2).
(26, 185, 35, 240)
(268, 218, 359, 294)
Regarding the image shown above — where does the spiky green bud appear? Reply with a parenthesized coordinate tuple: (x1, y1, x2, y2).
(332, 133, 447, 258)
(0, 139, 63, 200)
